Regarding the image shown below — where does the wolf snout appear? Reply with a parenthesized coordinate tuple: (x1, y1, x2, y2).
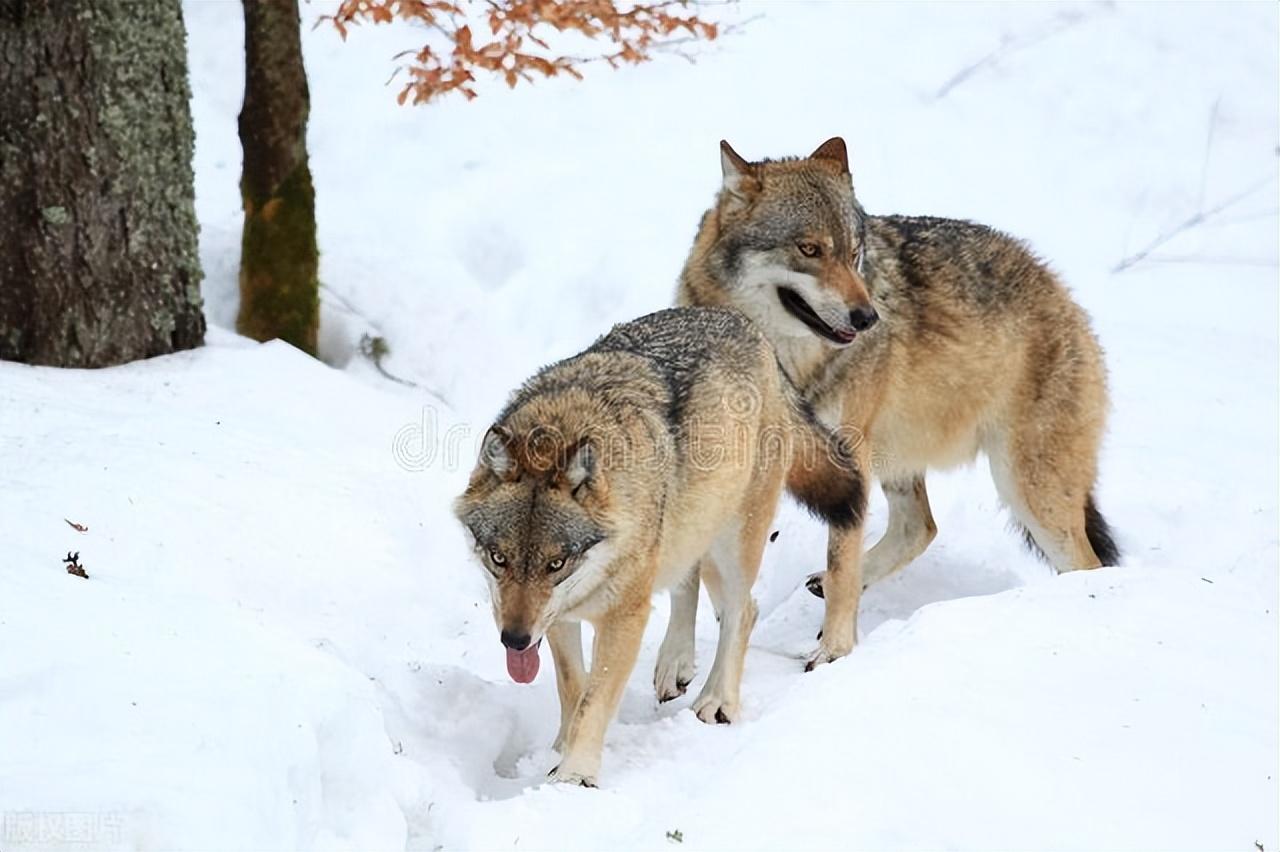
(849, 305, 879, 331)
(500, 628, 534, 650)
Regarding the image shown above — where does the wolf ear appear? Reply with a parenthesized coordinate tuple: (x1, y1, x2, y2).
(721, 140, 752, 183)
(480, 425, 514, 478)
(809, 137, 850, 175)
(719, 140, 758, 209)
(564, 440, 595, 494)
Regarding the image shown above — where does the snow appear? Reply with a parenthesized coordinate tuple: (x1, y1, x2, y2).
(2, 2, 1277, 849)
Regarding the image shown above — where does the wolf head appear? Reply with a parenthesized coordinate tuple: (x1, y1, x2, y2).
(692, 137, 877, 346)
(453, 425, 611, 683)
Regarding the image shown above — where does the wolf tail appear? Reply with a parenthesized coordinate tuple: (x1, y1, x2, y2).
(1084, 493, 1121, 566)
(783, 390, 865, 530)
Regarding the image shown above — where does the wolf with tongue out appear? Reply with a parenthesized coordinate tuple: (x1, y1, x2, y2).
(454, 307, 864, 787)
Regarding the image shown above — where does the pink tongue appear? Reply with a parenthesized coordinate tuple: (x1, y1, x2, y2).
(505, 641, 541, 683)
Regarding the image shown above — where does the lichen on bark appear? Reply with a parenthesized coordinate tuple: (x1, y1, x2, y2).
(0, 0, 205, 367)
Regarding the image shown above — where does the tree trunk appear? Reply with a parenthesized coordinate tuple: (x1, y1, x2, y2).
(237, 0, 318, 356)
(0, 0, 205, 367)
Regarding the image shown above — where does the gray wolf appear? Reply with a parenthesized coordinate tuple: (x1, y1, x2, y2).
(454, 307, 862, 785)
(674, 137, 1119, 670)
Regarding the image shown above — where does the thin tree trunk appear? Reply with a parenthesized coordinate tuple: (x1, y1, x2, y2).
(0, 0, 205, 367)
(237, 0, 318, 356)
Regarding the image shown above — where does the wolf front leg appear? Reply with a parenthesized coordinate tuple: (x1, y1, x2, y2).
(807, 443, 870, 670)
(807, 522, 866, 669)
(550, 599, 649, 787)
(547, 620, 586, 753)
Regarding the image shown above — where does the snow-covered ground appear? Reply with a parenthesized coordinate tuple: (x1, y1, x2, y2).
(2, 2, 1277, 849)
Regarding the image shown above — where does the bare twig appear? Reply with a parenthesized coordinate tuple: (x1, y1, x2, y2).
(1114, 99, 1276, 272)
(560, 14, 759, 66)
(357, 333, 453, 408)
(319, 283, 451, 404)
(359, 334, 416, 389)
(318, 282, 365, 318)
(934, 7, 1100, 100)
(1128, 255, 1279, 268)
(1204, 207, 1280, 228)
(1112, 175, 1275, 272)
(361, 334, 451, 404)
(1196, 96, 1221, 213)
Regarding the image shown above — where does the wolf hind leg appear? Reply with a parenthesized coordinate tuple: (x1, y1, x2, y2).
(988, 432, 1116, 571)
(654, 568, 699, 702)
(691, 499, 773, 724)
(862, 475, 937, 585)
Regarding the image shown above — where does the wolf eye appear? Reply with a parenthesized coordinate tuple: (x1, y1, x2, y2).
(797, 241, 822, 258)
(547, 557, 565, 572)
(489, 550, 506, 566)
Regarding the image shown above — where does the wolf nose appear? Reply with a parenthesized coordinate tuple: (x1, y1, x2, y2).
(849, 305, 879, 331)
(501, 629, 533, 651)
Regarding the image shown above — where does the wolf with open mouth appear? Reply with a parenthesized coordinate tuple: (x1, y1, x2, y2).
(454, 307, 862, 786)
(676, 138, 1120, 671)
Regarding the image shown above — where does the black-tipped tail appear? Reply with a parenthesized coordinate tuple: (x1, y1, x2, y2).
(1085, 494, 1120, 566)
(1017, 492, 1120, 567)
(786, 404, 865, 529)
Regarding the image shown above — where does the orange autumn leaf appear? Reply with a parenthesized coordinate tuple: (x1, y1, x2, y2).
(320, 0, 723, 105)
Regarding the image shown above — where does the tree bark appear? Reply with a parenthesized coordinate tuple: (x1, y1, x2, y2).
(237, 0, 318, 356)
(0, 0, 205, 367)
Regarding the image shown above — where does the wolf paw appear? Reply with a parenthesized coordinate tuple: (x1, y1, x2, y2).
(804, 635, 854, 671)
(548, 763, 598, 788)
(691, 690, 739, 725)
(804, 650, 835, 672)
(654, 646, 695, 703)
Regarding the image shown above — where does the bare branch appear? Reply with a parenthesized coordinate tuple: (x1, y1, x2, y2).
(934, 6, 1103, 101)
(1196, 95, 1221, 214)
(1208, 208, 1280, 228)
(1112, 175, 1276, 273)
(359, 334, 422, 390)
(319, 283, 451, 403)
(1132, 255, 1278, 268)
